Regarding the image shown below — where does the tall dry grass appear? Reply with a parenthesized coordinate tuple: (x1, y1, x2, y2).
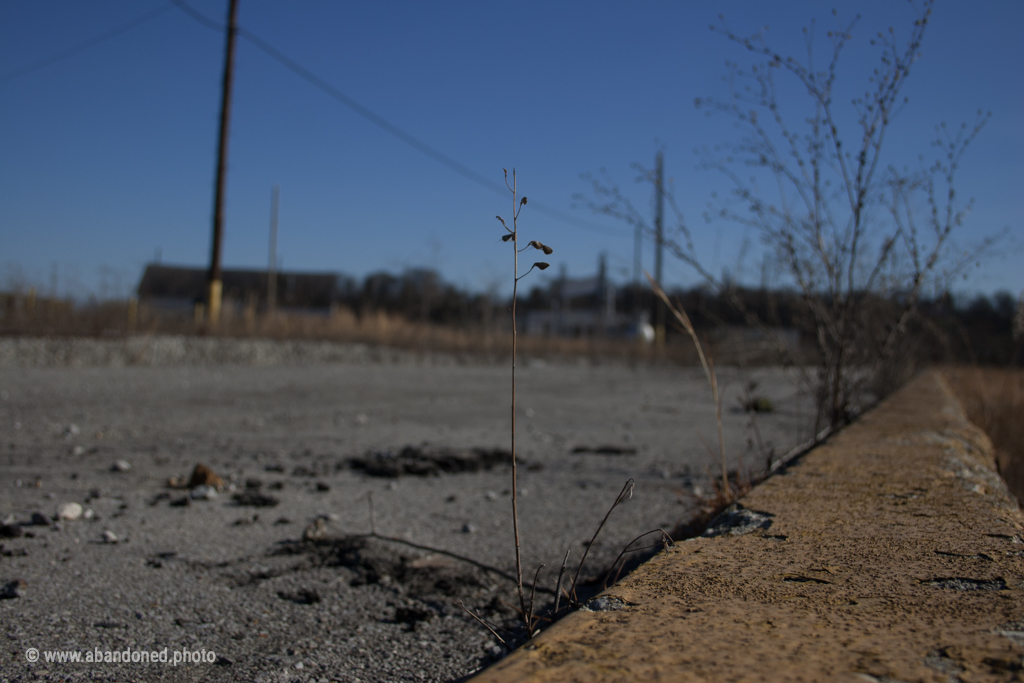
(1, 294, 712, 365)
(945, 368, 1024, 505)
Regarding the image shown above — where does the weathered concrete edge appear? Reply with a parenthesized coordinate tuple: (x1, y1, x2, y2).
(472, 370, 1024, 682)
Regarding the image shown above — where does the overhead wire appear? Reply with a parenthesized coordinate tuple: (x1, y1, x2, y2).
(0, 4, 175, 84)
(168, 0, 628, 238)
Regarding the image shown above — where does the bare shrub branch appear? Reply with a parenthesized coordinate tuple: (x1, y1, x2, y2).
(581, 1, 995, 429)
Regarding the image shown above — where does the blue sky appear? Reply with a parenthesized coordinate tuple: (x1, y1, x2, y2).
(1, 1, 1021, 301)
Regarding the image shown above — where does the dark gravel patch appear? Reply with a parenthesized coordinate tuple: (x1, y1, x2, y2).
(346, 445, 513, 478)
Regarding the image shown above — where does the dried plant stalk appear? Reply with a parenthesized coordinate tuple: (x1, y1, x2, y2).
(496, 168, 553, 630)
(457, 601, 508, 648)
(569, 478, 635, 603)
(648, 273, 729, 496)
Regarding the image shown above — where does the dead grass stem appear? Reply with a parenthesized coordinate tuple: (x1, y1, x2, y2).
(601, 528, 674, 589)
(648, 273, 730, 496)
(568, 478, 635, 605)
(457, 601, 509, 649)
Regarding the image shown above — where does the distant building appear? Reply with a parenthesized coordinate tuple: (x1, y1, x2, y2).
(524, 254, 649, 338)
(136, 264, 355, 313)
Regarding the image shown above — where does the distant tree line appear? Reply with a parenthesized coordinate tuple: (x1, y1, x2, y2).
(3, 264, 1018, 366)
(351, 268, 494, 327)
(341, 267, 1019, 366)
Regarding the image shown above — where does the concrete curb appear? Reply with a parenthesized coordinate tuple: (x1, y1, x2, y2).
(472, 371, 1024, 681)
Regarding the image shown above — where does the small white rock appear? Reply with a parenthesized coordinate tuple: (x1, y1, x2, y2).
(111, 460, 131, 473)
(461, 523, 476, 534)
(56, 502, 83, 521)
(303, 518, 328, 541)
(83, 508, 95, 520)
(190, 485, 218, 500)
(71, 446, 85, 456)
(102, 530, 118, 544)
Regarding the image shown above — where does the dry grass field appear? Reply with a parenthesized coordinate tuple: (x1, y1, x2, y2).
(1, 295, 806, 368)
(945, 367, 1024, 504)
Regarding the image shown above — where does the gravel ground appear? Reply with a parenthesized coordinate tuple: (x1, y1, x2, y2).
(0, 337, 814, 682)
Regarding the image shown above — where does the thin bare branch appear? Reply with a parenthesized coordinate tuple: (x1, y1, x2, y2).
(366, 531, 553, 594)
(527, 563, 545, 633)
(553, 549, 570, 617)
(457, 601, 508, 649)
(570, 478, 635, 603)
(602, 529, 674, 589)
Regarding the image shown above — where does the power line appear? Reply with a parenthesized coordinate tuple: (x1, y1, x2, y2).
(237, 27, 509, 197)
(0, 4, 175, 84)
(167, 0, 224, 32)
(169, 0, 627, 238)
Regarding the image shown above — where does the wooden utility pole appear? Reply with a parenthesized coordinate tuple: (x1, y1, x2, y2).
(267, 185, 279, 315)
(207, 0, 239, 326)
(654, 151, 665, 347)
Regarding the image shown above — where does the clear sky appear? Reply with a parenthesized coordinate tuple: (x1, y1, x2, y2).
(2, 1, 1021, 301)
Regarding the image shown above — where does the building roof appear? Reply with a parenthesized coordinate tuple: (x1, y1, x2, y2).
(137, 264, 352, 309)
